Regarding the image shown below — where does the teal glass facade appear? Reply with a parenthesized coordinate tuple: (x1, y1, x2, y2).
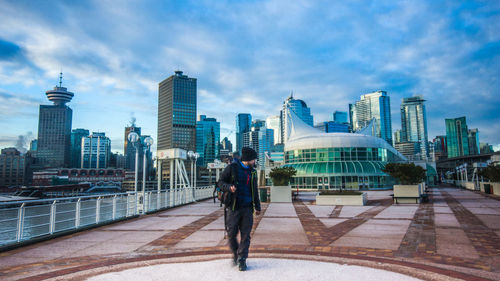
(284, 147, 401, 190)
(445, 117, 469, 158)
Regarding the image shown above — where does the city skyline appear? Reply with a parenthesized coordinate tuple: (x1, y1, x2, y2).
(1, 0, 499, 154)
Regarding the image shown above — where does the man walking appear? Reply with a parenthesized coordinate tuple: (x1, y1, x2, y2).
(218, 147, 261, 271)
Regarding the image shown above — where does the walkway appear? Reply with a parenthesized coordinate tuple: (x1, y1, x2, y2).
(0, 186, 499, 280)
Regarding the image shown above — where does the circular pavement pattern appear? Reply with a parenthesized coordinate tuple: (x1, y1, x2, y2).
(87, 258, 421, 281)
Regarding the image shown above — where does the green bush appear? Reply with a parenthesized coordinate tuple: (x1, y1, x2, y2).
(269, 166, 297, 186)
(319, 190, 363, 196)
(480, 165, 500, 182)
(383, 163, 426, 185)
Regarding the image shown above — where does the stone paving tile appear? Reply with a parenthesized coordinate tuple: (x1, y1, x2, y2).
(338, 206, 375, 218)
(305, 204, 335, 218)
(435, 228, 480, 260)
(319, 218, 347, 228)
(442, 190, 500, 271)
(332, 219, 411, 250)
(174, 230, 225, 249)
(434, 213, 461, 228)
(433, 206, 453, 214)
(66, 241, 146, 257)
(375, 205, 419, 219)
(329, 205, 343, 218)
(264, 203, 297, 217)
(140, 208, 224, 251)
(396, 194, 435, 258)
(253, 217, 309, 245)
(475, 214, 500, 229)
(201, 216, 225, 230)
(465, 207, 500, 215)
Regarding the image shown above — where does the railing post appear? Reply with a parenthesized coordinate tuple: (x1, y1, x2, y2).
(75, 198, 81, 228)
(157, 191, 161, 210)
(96, 197, 101, 224)
(16, 203, 25, 242)
(49, 200, 56, 234)
(112, 195, 117, 220)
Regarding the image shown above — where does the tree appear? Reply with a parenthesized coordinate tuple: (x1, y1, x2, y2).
(269, 166, 297, 186)
(479, 165, 500, 182)
(383, 163, 426, 185)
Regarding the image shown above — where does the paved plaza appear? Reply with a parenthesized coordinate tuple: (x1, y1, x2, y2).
(0, 185, 499, 280)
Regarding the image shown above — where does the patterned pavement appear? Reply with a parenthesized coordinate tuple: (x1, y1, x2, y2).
(0, 185, 499, 281)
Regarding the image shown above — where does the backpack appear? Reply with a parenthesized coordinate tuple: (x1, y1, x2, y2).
(213, 163, 238, 208)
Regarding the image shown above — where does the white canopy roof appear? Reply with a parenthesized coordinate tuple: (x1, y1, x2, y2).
(284, 108, 406, 160)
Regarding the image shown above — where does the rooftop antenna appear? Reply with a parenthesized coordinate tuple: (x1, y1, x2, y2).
(59, 71, 63, 87)
(290, 91, 294, 99)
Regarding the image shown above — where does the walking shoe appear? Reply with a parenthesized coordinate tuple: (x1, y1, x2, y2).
(238, 259, 247, 271)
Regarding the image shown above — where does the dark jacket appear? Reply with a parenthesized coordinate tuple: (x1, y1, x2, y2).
(218, 161, 261, 213)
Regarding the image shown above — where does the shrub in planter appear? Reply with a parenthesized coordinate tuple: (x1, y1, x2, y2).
(319, 190, 362, 196)
(479, 165, 500, 182)
(383, 163, 426, 185)
(269, 166, 297, 186)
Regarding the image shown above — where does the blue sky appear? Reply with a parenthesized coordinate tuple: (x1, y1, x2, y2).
(0, 0, 499, 154)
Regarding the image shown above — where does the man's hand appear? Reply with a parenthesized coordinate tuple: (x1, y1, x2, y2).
(255, 210, 261, 216)
(230, 185, 236, 193)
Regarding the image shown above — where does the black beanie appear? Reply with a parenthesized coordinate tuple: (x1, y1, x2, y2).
(241, 147, 257, 161)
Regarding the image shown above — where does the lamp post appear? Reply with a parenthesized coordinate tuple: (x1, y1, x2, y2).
(193, 153, 199, 188)
(187, 151, 195, 187)
(142, 136, 154, 213)
(127, 132, 140, 194)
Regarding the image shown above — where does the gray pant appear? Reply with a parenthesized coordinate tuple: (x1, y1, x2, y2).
(226, 206, 253, 260)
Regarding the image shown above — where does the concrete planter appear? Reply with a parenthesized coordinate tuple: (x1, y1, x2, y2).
(465, 182, 476, 191)
(492, 182, 500, 196)
(315, 192, 367, 206)
(393, 184, 421, 204)
(270, 185, 292, 203)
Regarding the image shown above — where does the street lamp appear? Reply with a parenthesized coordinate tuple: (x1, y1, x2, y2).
(127, 132, 140, 194)
(142, 136, 154, 212)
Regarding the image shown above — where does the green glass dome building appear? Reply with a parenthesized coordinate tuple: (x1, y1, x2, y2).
(283, 109, 406, 190)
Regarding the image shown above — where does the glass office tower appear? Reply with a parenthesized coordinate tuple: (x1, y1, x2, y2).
(349, 90, 392, 145)
(158, 70, 197, 152)
(196, 115, 220, 166)
(445, 117, 469, 158)
(400, 96, 429, 160)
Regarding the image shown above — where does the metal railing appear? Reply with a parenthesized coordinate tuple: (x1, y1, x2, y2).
(0, 186, 214, 248)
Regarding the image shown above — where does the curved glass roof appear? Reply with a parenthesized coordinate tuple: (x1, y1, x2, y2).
(284, 161, 388, 176)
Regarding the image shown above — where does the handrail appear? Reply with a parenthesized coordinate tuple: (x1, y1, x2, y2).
(0, 186, 215, 248)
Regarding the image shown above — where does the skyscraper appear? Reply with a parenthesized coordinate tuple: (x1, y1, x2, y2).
(220, 137, 233, 152)
(196, 115, 220, 166)
(266, 115, 281, 145)
(219, 137, 233, 159)
(445, 117, 469, 158)
(0, 148, 26, 187)
(158, 70, 197, 152)
(243, 120, 273, 169)
(332, 111, 348, 124)
(36, 73, 73, 168)
(314, 121, 349, 133)
(81, 132, 111, 168)
(124, 124, 142, 171)
(400, 95, 429, 160)
(70, 128, 89, 168)
(236, 113, 252, 152)
(349, 90, 392, 144)
(433, 135, 447, 161)
(467, 128, 480, 155)
(280, 94, 314, 144)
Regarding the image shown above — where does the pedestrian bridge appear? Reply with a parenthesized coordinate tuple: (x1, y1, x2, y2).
(0, 186, 499, 280)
